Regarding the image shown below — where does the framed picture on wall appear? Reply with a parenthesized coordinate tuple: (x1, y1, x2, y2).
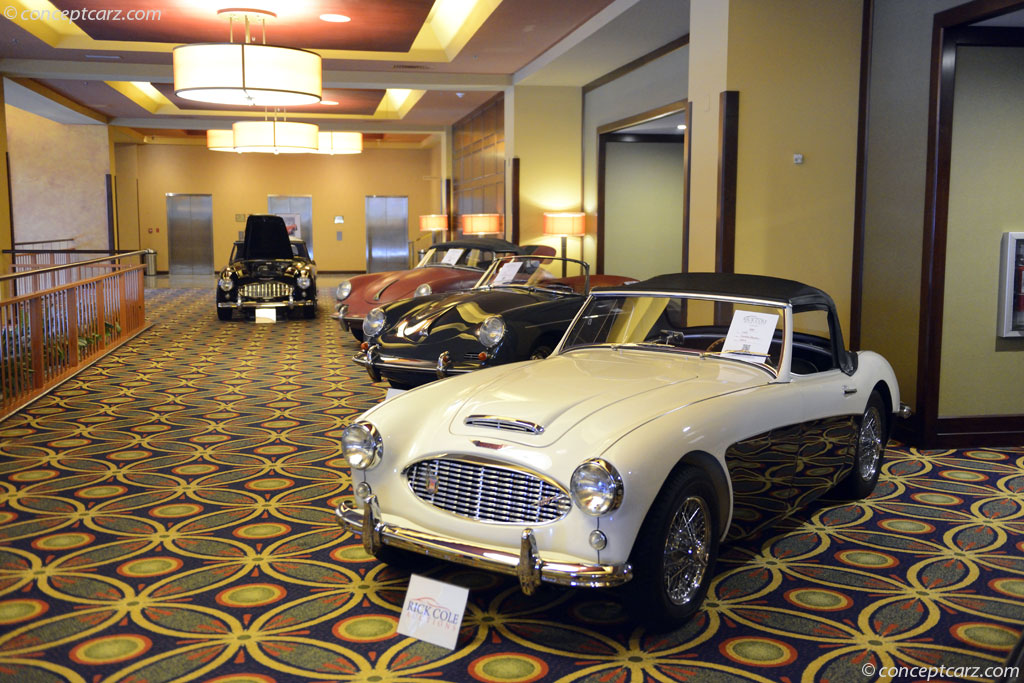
(275, 213, 302, 237)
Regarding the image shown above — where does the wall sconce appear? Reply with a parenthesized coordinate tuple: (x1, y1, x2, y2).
(461, 213, 503, 235)
(543, 212, 586, 276)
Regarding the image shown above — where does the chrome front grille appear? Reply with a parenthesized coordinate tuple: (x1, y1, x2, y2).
(239, 281, 291, 300)
(405, 457, 571, 524)
(464, 415, 544, 434)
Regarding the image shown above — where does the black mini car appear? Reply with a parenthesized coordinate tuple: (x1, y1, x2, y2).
(216, 214, 318, 320)
(354, 254, 636, 388)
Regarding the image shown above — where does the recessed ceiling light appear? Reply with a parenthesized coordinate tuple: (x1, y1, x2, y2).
(321, 100, 339, 105)
(85, 54, 122, 60)
(320, 13, 351, 23)
(677, 124, 687, 130)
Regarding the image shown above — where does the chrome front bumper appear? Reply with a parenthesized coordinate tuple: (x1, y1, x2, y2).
(218, 298, 314, 309)
(335, 495, 633, 594)
(353, 347, 478, 382)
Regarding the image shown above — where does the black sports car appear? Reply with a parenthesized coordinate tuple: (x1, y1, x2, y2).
(216, 214, 318, 320)
(354, 254, 636, 388)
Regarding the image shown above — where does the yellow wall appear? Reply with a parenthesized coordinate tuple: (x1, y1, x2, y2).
(0, 84, 11, 273)
(687, 0, 730, 274)
(507, 86, 583, 255)
(114, 143, 140, 251)
(5, 104, 111, 250)
(939, 46, 1024, 417)
(726, 0, 862, 333)
(126, 143, 437, 272)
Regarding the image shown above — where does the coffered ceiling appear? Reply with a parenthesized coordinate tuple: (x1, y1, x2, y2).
(0, 0, 691, 145)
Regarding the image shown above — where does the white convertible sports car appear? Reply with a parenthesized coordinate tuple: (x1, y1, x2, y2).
(335, 272, 904, 627)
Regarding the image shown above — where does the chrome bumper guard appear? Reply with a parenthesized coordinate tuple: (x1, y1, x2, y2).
(335, 496, 633, 594)
(217, 297, 313, 310)
(353, 348, 477, 382)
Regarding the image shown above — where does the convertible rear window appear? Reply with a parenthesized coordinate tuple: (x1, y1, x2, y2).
(562, 294, 787, 372)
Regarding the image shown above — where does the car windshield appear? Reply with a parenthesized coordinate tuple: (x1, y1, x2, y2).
(416, 246, 499, 270)
(562, 293, 787, 373)
(473, 254, 587, 294)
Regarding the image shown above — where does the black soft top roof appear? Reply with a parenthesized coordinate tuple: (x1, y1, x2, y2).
(431, 238, 525, 254)
(607, 272, 836, 311)
(243, 215, 293, 260)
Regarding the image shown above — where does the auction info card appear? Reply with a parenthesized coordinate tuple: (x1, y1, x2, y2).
(722, 310, 779, 360)
(397, 574, 469, 650)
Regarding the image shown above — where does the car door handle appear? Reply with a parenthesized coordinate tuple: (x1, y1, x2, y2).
(843, 386, 858, 396)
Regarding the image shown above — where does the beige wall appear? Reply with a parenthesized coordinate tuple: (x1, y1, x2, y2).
(5, 104, 111, 250)
(939, 46, 1024, 417)
(725, 0, 862, 334)
(126, 143, 437, 272)
(604, 141, 686, 279)
(507, 86, 583, 255)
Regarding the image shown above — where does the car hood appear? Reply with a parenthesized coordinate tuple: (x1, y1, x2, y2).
(442, 347, 771, 448)
(347, 267, 481, 315)
(382, 288, 553, 344)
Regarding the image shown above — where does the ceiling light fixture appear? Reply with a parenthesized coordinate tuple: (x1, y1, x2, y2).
(319, 13, 351, 23)
(233, 117, 319, 154)
(173, 8, 321, 108)
(316, 131, 363, 154)
(206, 129, 237, 152)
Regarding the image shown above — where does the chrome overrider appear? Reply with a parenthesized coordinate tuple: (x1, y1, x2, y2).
(353, 345, 477, 383)
(335, 495, 634, 595)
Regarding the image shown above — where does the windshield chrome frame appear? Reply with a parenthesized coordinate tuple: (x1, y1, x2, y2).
(555, 290, 792, 379)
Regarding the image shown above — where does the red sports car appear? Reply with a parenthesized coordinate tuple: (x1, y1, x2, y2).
(334, 237, 544, 340)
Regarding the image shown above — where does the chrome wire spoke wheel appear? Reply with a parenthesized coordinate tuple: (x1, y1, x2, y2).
(858, 404, 883, 480)
(663, 495, 710, 605)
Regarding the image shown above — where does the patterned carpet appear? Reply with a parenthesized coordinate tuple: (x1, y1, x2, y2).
(1, 287, 1023, 683)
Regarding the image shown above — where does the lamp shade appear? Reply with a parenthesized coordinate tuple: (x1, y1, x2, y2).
(206, 129, 236, 152)
(419, 214, 448, 231)
(461, 214, 503, 235)
(173, 43, 322, 107)
(543, 212, 586, 236)
(232, 120, 319, 154)
(317, 131, 363, 154)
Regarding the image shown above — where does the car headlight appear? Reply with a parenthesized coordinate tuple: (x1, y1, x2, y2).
(570, 459, 623, 516)
(297, 275, 312, 290)
(341, 422, 383, 470)
(218, 277, 234, 292)
(362, 307, 386, 339)
(414, 283, 432, 298)
(475, 316, 506, 348)
(336, 280, 352, 301)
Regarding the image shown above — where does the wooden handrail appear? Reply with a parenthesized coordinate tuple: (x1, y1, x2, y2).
(0, 250, 149, 283)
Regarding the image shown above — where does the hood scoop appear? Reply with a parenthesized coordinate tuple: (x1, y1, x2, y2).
(463, 415, 544, 435)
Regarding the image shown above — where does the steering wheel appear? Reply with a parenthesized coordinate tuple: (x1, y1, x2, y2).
(706, 338, 726, 353)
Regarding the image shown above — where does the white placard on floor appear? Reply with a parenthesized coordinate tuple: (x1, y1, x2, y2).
(397, 574, 468, 650)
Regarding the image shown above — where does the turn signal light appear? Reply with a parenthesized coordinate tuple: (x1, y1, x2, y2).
(477, 352, 488, 361)
(361, 342, 369, 351)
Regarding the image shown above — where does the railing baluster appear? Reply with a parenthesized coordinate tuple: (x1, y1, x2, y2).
(68, 288, 79, 366)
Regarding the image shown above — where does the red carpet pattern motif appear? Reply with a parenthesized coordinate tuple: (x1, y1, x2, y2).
(0, 288, 1022, 682)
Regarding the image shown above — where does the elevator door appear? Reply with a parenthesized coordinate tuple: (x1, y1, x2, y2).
(268, 195, 314, 257)
(365, 196, 409, 272)
(166, 194, 213, 275)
